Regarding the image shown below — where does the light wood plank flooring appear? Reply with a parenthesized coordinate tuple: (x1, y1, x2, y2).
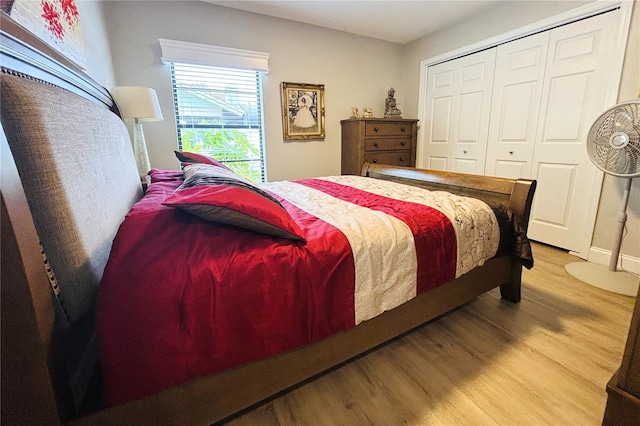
(228, 242, 637, 425)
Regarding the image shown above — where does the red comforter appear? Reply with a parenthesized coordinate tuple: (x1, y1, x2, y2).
(97, 169, 499, 405)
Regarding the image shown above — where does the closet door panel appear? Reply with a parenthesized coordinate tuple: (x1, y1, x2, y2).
(428, 96, 452, 171)
(500, 82, 536, 139)
(534, 163, 577, 225)
(453, 158, 478, 174)
(424, 64, 456, 171)
(431, 97, 452, 143)
(454, 53, 496, 174)
(423, 48, 496, 174)
(485, 31, 550, 179)
(495, 160, 528, 178)
(428, 156, 448, 171)
(543, 73, 590, 140)
(528, 10, 620, 251)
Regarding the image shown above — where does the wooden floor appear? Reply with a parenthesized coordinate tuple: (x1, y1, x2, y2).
(228, 243, 637, 425)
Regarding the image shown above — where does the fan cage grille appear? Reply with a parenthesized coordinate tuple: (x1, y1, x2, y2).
(587, 101, 640, 178)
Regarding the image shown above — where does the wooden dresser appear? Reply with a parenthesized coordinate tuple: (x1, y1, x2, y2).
(341, 118, 418, 175)
(603, 292, 640, 425)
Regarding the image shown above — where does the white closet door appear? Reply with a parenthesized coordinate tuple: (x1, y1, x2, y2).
(422, 49, 496, 174)
(527, 10, 620, 251)
(485, 32, 550, 179)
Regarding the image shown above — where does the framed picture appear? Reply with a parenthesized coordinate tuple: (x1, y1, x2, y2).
(281, 82, 325, 141)
(2, 0, 86, 69)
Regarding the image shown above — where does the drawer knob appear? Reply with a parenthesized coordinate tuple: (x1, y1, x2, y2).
(372, 159, 378, 163)
(373, 142, 379, 147)
(463, 150, 468, 154)
(399, 156, 405, 162)
(400, 141, 406, 146)
(401, 127, 406, 132)
(374, 127, 379, 132)
(509, 150, 514, 155)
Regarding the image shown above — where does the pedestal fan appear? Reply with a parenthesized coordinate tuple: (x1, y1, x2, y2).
(565, 100, 640, 296)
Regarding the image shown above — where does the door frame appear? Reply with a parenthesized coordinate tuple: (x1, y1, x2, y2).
(416, 0, 633, 259)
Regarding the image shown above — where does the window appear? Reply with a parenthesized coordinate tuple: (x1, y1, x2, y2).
(159, 38, 270, 182)
(170, 63, 266, 182)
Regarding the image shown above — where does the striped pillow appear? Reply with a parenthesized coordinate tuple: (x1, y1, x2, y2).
(174, 150, 232, 171)
(163, 164, 305, 241)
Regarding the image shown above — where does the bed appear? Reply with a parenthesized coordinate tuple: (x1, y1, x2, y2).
(0, 15, 536, 426)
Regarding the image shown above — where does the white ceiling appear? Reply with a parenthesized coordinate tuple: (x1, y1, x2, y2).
(203, 1, 499, 44)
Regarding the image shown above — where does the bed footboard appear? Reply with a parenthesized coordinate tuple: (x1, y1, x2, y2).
(362, 162, 537, 304)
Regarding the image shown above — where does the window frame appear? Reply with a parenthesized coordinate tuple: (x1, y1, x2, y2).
(170, 62, 267, 181)
(159, 39, 270, 181)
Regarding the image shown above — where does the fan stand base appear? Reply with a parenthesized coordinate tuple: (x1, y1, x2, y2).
(565, 262, 639, 297)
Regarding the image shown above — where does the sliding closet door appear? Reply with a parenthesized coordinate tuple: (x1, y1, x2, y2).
(484, 32, 550, 179)
(422, 49, 496, 174)
(527, 10, 620, 251)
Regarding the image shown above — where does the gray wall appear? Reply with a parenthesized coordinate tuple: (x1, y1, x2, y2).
(102, 1, 403, 181)
(76, 0, 115, 89)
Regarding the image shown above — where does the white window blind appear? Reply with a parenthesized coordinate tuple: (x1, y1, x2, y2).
(160, 39, 268, 181)
(170, 63, 266, 182)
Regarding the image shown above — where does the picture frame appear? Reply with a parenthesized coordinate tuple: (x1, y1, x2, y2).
(2, 1, 86, 69)
(281, 82, 325, 141)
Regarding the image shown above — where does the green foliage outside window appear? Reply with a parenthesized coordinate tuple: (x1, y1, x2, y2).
(180, 121, 262, 182)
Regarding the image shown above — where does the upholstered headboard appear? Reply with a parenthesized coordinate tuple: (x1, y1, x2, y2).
(1, 74, 142, 324)
(1, 14, 142, 420)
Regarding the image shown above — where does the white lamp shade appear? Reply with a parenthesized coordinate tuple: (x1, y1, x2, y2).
(111, 86, 163, 122)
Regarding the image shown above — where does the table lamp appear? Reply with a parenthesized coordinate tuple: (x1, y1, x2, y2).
(111, 86, 163, 183)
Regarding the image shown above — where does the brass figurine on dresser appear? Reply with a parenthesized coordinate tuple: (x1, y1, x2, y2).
(341, 118, 418, 175)
(384, 87, 402, 118)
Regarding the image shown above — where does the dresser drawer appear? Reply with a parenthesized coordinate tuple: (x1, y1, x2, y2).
(364, 151, 412, 167)
(365, 122, 412, 136)
(341, 118, 417, 175)
(364, 138, 411, 151)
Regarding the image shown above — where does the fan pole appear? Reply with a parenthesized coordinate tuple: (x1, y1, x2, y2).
(609, 177, 632, 272)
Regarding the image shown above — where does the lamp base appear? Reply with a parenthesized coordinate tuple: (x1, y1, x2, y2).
(565, 262, 639, 297)
(133, 119, 151, 180)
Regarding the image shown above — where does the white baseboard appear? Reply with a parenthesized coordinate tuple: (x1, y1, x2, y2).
(588, 247, 640, 276)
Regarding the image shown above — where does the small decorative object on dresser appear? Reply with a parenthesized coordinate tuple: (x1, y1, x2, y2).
(341, 118, 418, 175)
(384, 87, 402, 118)
(362, 107, 374, 118)
(350, 107, 360, 118)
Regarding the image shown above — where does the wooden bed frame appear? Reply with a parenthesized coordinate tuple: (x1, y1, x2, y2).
(0, 17, 536, 426)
